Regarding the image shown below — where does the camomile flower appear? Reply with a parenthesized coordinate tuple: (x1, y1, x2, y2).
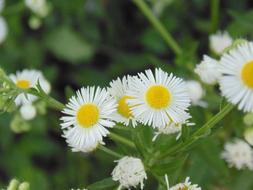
(169, 177, 201, 190)
(9, 69, 51, 106)
(108, 76, 137, 127)
(20, 104, 36, 121)
(112, 156, 147, 190)
(128, 68, 191, 128)
(209, 31, 233, 55)
(219, 42, 253, 112)
(152, 112, 193, 141)
(60, 87, 117, 152)
(221, 139, 253, 170)
(194, 55, 221, 84)
(185, 80, 207, 107)
(0, 17, 7, 44)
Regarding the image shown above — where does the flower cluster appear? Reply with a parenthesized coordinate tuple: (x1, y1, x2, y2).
(60, 68, 192, 152)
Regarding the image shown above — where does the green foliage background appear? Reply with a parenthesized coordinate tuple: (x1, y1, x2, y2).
(1, 0, 253, 189)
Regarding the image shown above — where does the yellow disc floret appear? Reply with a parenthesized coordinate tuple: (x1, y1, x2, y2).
(241, 61, 253, 88)
(77, 104, 100, 128)
(117, 96, 132, 118)
(16, 80, 30, 89)
(178, 186, 188, 190)
(145, 85, 171, 109)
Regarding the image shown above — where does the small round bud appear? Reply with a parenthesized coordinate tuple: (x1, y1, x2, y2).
(244, 128, 253, 146)
(244, 113, 253, 126)
(20, 104, 36, 120)
(7, 179, 19, 190)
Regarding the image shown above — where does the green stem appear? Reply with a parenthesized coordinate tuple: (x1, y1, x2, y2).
(210, 0, 220, 33)
(109, 132, 136, 149)
(132, 0, 182, 55)
(157, 103, 234, 160)
(98, 146, 122, 158)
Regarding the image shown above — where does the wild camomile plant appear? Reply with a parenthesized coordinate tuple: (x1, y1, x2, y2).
(2, 1, 253, 189)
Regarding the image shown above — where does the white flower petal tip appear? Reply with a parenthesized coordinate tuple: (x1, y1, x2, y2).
(127, 68, 191, 129)
(60, 86, 117, 153)
(221, 139, 253, 170)
(209, 31, 233, 55)
(112, 156, 147, 190)
(152, 112, 193, 141)
(194, 55, 221, 85)
(169, 177, 201, 190)
(219, 41, 253, 112)
(9, 69, 51, 106)
(108, 75, 137, 127)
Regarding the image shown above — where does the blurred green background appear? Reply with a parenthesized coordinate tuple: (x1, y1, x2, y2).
(1, 0, 253, 189)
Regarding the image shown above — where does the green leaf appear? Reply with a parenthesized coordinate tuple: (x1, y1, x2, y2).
(45, 27, 94, 63)
(87, 178, 118, 190)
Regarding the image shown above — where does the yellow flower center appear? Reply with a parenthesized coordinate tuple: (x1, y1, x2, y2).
(145, 85, 171, 109)
(16, 80, 30, 89)
(117, 96, 132, 118)
(76, 104, 100, 128)
(241, 61, 253, 88)
(178, 186, 188, 190)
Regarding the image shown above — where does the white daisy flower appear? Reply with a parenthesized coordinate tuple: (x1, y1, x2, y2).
(221, 139, 253, 170)
(60, 87, 117, 153)
(9, 69, 51, 106)
(185, 80, 207, 107)
(209, 31, 233, 55)
(244, 128, 253, 146)
(20, 104, 36, 120)
(127, 68, 191, 128)
(112, 156, 147, 190)
(169, 177, 201, 190)
(108, 76, 137, 127)
(219, 42, 253, 112)
(0, 0, 5, 13)
(152, 112, 193, 141)
(0, 17, 7, 44)
(194, 55, 221, 84)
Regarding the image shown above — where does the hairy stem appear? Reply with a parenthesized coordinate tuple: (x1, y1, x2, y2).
(210, 0, 220, 33)
(98, 146, 122, 158)
(132, 0, 182, 55)
(109, 132, 136, 149)
(157, 103, 234, 160)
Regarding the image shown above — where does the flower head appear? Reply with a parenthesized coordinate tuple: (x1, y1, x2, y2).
(221, 139, 253, 170)
(25, 0, 50, 17)
(112, 156, 147, 189)
(209, 31, 233, 55)
(60, 87, 117, 153)
(219, 42, 253, 112)
(127, 68, 190, 128)
(108, 76, 137, 127)
(169, 177, 201, 190)
(9, 69, 51, 106)
(194, 55, 221, 85)
(10, 69, 51, 106)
